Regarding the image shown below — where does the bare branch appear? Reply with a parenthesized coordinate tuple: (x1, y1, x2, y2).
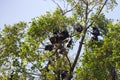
(65, 55, 71, 68)
(19, 70, 40, 76)
(85, 2, 89, 25)
(82, 0, 88, 5)
(62, 0, 79, 15)
(70, 0, 89, 74)
(62, 8, 74, 15)
(62, 0, 66, 9)
(97, 0, 108, 15)
(52, 0, 63, 14)
(88, 3, 98, 14)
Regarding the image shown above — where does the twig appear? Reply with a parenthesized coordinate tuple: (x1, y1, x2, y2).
(62, 0, 66, 9)
(26, 57, 42, 72)
(88, 3, 98, 14)
(44, 47, 58, 71)
(87, 0, 108, 29)
(62, 0, 79, 15)
(19, 70, 40, 76)
(65, 55, 71, 68)
(82, 0, 88, 5)
(52, 0, 63, 14)
(85, 1, 89, 25)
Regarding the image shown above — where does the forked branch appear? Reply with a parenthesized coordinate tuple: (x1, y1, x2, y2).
(67, 0, 109, 79)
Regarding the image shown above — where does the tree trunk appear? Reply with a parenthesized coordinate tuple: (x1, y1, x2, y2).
(111, 67, 116, 80)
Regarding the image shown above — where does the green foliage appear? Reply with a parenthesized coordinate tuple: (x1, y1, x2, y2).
(0, 0, 119, 80)
(27, 9, 73, 41)
(90, 13, 111, 36)
(76, 22, 120, 80)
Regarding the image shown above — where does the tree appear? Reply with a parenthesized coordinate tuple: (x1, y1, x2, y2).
(75, 16, 120, 80)
(0, 0, 119, 80)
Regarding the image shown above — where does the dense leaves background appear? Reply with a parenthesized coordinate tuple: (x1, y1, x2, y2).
(0, 0, 120, 80)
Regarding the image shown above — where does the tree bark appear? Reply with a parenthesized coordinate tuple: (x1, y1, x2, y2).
(111, 67, 116, 80)
(66, 28, 87, 80)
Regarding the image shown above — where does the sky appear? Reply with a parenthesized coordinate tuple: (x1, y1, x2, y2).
(0, 0, 120, 29)
(0, 0, 56, 29)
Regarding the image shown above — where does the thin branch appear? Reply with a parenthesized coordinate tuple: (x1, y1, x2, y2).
(65, 55, 71, 68)
(97, 0, 108, 15)
(62, 0, 79, 15)
(62, 0, 66, 9)
(88, 3, 98, 14)
(87, 0, 108, 29)
(26, 71, 40, 76)
(82, 0, 88, 5)
(0, 45, 5, 51)
(52, 0, 79, 15)
(44, 47, 58, 71)
(19, 70, 40, 77)
(85, 1, 89, 25)
(52, 0, 63, 14)
(62, 9, 74, 15)
(70, 1, 89, 73)
(40, 41, 45, 46)
(26, 57, 42, 72)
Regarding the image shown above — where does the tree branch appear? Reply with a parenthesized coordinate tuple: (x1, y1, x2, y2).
(52, 0, 63, 14)
(88, 3, 98, 14)
(65, 55, 71, 69)
(67, 30, 87, 80)
(26, 57, 42, 72)
(70, 0, 89, 74)
(87, 0, 108, 29)
(67, 7, 89, 78)
(19, 70, 40, 77)
(67, 0, 109, 80)
(85, 2, 89, 25)
(62, 1, 79, 15)
(81, 0, 88, 5)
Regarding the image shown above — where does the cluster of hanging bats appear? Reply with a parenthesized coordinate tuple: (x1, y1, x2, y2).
(45, 24, 100, 52)
(43, 24, 100, 79)
(9, 24, 100, 80)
